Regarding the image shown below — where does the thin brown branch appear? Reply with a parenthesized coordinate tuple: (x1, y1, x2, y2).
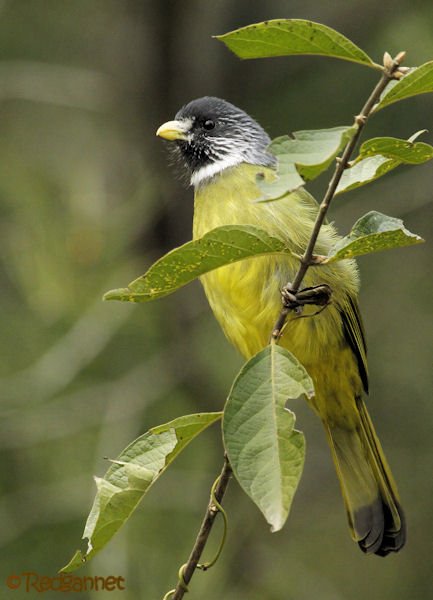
(170, 455, 232, 600)
(271, 52, 405, 341)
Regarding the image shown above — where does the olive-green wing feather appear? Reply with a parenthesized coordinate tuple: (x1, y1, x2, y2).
(340, 295, 369, 393)
(294, 188, 369, 391)
(296, 188, 368, 391)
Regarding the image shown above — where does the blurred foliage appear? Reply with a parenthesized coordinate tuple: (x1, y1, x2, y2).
(0, 1, 431, 599)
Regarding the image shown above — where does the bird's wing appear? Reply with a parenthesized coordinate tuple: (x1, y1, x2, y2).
(286, 188, 369, 392)
(340, 295, 369, 393)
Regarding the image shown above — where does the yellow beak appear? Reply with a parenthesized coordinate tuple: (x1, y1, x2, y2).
(156, 119, 190, 141)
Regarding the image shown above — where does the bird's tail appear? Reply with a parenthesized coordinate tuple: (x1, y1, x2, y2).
(324, 398, 406, 556)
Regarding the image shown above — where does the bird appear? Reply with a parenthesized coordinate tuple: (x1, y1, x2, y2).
(156, 96, 406, 556)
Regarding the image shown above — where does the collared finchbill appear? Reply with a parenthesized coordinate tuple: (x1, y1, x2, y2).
(156, 119, 191, 141)
(154, 97, 406, 555)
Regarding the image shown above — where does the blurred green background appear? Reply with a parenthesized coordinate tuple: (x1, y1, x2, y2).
(0, 1, 432, 599)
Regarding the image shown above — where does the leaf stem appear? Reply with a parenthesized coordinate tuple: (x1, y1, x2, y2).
(271, 52, 405, 340)
(167, 455, 232, 600)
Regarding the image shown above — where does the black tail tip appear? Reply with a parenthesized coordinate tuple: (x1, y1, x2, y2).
(357, 502, 406, 557)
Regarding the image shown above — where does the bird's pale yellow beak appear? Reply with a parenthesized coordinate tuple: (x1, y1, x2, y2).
(156, 120, 190, 141)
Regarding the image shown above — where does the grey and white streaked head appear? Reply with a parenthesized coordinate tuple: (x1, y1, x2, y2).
(156, 96, 276, 187)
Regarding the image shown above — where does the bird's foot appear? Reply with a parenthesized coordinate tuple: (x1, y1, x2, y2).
(281, 283, 332, 314)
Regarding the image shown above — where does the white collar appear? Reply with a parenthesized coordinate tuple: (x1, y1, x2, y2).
(190, 155, 243, 187)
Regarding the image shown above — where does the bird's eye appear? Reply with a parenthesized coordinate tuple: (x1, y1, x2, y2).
(203, 119, 215, 130)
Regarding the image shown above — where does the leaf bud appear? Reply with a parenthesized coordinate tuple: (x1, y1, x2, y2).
(395, 51, 407, 65)
(383, 51, 393, 69)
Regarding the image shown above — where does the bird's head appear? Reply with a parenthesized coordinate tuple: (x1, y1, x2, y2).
(156, 96, 276, 187)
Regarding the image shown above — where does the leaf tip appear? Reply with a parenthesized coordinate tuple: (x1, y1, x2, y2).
(266, 510, 289, 533)
(59, 549, 86, 574)
(102, 288, 131, 302)
(412, 234, 425, 244)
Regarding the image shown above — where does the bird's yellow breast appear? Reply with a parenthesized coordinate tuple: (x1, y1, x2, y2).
(193, 163, 362, 414)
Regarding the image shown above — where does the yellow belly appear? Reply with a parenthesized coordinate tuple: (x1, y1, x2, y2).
(193, 164, 363, 423)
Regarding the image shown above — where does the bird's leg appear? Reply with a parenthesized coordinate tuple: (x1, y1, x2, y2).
(281, 285, 303, 314)
(296, 283, 332, 306)
(281, 283, 332, 315)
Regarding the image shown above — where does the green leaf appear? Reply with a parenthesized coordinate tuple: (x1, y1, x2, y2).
(216, 19, 375, 67)
(257, 126, 357, 202)
(376, 61, 433, 110)
(223, 344, 313, 532)
(103, 226, 292, 302)
(358, 136, 433, 163)
(262, 125, 357, 202)
(325, 211, 424, 262)
(336, 134, 433, 194)
(336, 155, 397, 193)
(61, 412, 222, 573)
(295, 126, 357, 179)
(256, 161, 304, 202)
